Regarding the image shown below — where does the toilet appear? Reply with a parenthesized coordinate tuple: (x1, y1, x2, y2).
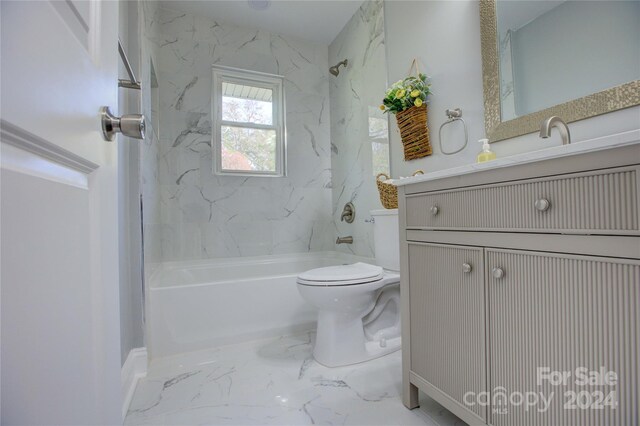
(297, 209, 401, 367)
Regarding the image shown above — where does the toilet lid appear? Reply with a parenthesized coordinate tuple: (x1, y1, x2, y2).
(297, 262, 384, 286)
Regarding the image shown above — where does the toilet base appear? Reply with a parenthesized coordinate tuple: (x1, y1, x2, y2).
(311, 282, 401, 367)
(313, 334, 400, 368)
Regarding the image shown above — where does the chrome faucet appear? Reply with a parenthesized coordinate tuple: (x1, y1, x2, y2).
(539, 116, 571, 145)
(340, 202, 355, 223)
(336, 236, 353, 244)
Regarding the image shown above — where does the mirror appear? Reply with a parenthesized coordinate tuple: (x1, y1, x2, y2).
(480, 0, 640, 142)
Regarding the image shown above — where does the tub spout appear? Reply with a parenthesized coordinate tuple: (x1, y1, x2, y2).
(336, 236, 353, 244)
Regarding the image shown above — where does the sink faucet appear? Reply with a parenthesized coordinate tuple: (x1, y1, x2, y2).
(539, 116, 571, 145)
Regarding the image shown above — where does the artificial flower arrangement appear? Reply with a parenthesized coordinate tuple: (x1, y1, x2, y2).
(380, 73, 432, 114)
(380, 72, 433, 160)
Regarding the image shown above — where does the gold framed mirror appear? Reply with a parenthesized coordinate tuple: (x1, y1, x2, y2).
(480, 0, 640, 142)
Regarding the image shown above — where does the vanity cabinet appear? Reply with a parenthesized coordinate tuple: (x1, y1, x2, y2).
(408, 243, 486, 422)
(405, 166, 639, 235)
(398, 144, 640, 426)
(486, 249, 639, 426)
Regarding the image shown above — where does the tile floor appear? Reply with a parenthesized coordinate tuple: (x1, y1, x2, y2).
(125, 332, 465, 425)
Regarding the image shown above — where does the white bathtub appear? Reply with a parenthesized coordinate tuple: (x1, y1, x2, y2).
(146, 251, 373, 358)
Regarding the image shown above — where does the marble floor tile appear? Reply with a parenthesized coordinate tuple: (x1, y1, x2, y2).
(125, 332, 466, 426)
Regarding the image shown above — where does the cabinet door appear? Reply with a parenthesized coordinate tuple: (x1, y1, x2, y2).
(487, 249, 639, 426)
(408, 242, 486, 423)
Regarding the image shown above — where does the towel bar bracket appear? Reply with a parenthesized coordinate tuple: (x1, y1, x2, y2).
(118, 39, 141, 90)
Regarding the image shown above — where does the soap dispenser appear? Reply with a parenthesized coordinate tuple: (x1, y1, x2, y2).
(477, 138, 496, 163)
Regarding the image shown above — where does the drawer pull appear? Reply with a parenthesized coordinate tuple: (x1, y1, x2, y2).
(534, 198, 551, 212)
(492, 267, 505, 279)
(430, 206, 439, 216)
(462, 263, 472, 273)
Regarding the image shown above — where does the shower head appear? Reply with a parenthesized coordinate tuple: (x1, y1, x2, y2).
(329, 59, 348, 76)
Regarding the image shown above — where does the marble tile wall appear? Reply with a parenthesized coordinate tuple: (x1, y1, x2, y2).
(329, 0, 389, 258)
(140, 1, 163, 265)
(151, 7, 334, 261)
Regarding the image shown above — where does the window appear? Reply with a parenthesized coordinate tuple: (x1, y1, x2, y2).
(212, 66, 286, 176)
(368, 106, 390, 177)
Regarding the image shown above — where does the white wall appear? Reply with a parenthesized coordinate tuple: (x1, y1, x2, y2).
(140, 0, 163, 269)
(385, 0, 640, 178)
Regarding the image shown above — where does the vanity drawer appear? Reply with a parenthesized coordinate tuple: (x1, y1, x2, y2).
(405, 166, 639, 234)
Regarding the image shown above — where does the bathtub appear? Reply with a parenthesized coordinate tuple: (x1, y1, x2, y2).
(146, 251, 373, 358)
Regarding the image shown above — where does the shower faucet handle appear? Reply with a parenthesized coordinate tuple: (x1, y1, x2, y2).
(340, 202, 355, 223)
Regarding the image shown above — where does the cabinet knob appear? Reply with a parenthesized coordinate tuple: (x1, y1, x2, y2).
(492, 267, 505, 279)
(534, 198, 551, 212)
(462, 263, 472, 273)
(430, 206, 439, 216)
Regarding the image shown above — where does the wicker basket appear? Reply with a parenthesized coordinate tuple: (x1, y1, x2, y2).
(376, 170, 424, 209)
(396, 105, 432, 161)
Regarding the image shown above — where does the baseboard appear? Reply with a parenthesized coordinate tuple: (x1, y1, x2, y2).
(121, 347, 148, 420)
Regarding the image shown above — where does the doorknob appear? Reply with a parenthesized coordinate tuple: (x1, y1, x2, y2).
(101, 106, 145, 141)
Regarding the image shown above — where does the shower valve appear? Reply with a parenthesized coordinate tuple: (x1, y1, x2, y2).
(340, 202, 355, 223)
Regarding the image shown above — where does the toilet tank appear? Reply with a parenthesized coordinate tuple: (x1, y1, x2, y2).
(371, 209, 399, 271)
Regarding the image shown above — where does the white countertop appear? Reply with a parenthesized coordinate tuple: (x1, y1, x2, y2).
(393, 129, 640, 187)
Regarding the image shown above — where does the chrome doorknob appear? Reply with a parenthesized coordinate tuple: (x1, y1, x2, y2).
(492, 267, 505, 279)
(462, 263, 472, 273)
(101, 106, 145, 141)
(534, 198, 551, 212)
(430, 206, 439, 216)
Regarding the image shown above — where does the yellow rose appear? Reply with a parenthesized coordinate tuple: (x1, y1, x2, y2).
(414, 98, 423, 107)
(379, 105, 386, 111)
(410, 89, 420, 98)
(395, 89, 406, 99)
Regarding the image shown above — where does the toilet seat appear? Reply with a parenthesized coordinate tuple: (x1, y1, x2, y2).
(297, 262, 384, 286)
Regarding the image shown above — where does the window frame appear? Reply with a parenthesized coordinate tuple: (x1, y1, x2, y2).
(212, 65, 287, 177)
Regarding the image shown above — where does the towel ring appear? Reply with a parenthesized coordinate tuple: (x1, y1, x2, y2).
(438, 108, 468, 155)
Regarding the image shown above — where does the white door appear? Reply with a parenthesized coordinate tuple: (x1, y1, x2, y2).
(1, 1, 122, 424)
